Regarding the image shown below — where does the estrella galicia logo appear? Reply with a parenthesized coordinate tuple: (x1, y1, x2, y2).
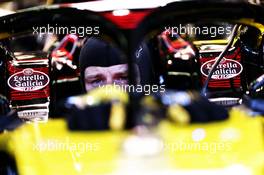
(201, 58, 243, 80)
(8, 68, 49, 92)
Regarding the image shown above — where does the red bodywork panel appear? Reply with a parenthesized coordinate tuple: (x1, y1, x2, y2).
(7, 55, 50, 104)
(101, 10, 152, 29)
(200, 47, 242, 89)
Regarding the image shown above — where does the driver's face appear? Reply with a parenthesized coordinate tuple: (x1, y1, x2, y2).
(84, 64, 128, 91)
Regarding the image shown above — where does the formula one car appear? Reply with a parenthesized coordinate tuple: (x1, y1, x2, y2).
(0, 0, 263, 175)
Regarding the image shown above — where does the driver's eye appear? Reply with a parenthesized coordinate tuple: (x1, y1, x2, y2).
(91, 79, 105, 87)
(120, 75, 128, 80)
(113, 75, 128, 85)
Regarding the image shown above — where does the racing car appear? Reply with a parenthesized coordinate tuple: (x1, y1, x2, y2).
(0, 0, 263, 174)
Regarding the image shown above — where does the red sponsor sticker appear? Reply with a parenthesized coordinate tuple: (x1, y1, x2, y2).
(200, 58, 243, 80)
(7, 68, 50, 92)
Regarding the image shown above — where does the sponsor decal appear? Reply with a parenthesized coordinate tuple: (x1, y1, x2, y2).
(7, 68, 50, 92)
(200, 58, 243, 80)
(17, 109, 49, 121)
(209, 97, 240, 106)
